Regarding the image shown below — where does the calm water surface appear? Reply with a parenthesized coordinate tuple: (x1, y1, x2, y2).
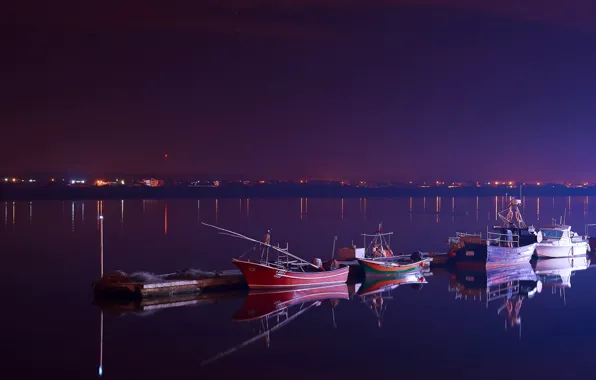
(2, 196, 595, 379)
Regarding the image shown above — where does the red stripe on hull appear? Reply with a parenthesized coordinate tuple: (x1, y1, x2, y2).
(232, 259, 350, 289)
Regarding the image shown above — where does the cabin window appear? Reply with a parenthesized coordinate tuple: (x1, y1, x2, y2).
(541, 229, 564, 239)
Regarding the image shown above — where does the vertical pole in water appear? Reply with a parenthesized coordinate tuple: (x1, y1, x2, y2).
(98, 310, 103, 377)
(99, 215, 104, 278)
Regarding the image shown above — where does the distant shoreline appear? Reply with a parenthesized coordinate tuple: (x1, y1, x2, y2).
(1, 184, 595, 200)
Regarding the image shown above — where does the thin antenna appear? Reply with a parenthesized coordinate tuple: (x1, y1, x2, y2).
(331, 236, 338, 259)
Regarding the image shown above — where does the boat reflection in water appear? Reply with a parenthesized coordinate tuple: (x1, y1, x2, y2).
(533, 256, 591, 304)
(356, 272, 427, 328)
(201, 284, 349, 366)
(448, 263, 541, 336)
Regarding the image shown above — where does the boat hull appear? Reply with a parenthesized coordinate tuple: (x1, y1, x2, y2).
(486, 243, 536, 266)
(357, 258, 426, 276)
(232, 259, 350, 289)
(535, 242, 589, 258)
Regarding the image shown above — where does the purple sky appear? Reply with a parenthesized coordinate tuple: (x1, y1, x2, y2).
(3, 1, 596, 182)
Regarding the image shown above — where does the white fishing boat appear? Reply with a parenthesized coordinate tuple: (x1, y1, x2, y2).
(535, 225, 590, 258)
(448, 199, 537, 266)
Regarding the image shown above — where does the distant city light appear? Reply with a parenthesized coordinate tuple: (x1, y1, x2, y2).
(164, 153, 168, 159)
(71, 180, 75, 184)
(3, 178, 7, 182)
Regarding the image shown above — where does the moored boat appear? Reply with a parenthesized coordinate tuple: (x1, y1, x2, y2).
(535, 224, 590, 258)
(202, 223, 350, 289)
(357, 258, 426, 275)
(448, 199, 537, 266)
(355, 223, 431, 276)
(231, 258, 350, 289)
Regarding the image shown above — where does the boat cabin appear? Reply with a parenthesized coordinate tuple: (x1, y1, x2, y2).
(537, 225, 583, 243)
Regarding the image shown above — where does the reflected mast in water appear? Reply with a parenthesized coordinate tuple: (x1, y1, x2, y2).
(537, 198, 540, 220)
(357, 272, 427, 328)
(201, 284, 348, 366)
(12, 201, 15, 227)
(29, 201, 32, 224)
(197, 200, 200, 221)
(341, 198, 344, 219)
(71, 201, 75, 232)
(215, 199, 219, 225)
(164, 203, 168, 236)
(476, 196, 479, 221)
(4, 201, 7, 227)
(81, 202, 84, 224)
(121, 200, 124, 227)
(448, 264, 541, 338)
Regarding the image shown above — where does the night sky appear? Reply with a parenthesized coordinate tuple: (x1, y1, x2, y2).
(3, 1, 596, 182)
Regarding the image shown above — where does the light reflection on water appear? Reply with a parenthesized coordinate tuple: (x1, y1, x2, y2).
(1, 197, 596, 380)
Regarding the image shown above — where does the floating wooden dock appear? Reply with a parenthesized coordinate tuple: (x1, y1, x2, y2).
(93, 269, 247, 299)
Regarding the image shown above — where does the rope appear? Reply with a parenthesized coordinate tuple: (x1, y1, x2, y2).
(238, 243, 259, 259)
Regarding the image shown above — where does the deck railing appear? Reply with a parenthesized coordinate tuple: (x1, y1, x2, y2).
(487, 230, 520, 248)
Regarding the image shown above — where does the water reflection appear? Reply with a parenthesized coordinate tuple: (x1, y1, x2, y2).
(121, 200, 124, 227)
(356, 272, 426, 328)
(201, 284, 348, 365)
(475, 196, 479, 221)
(29, 202, 32, 224)
(164, 203, 168, 236)
(448, 263, 540, 337)
(533, 256, 590, 306)
(71, 201, 75, 232)
(4, 201, 7, 226)
(198, 200, 201, 221)
(90, 253, 596, 379)
(341, 198, 344, 219)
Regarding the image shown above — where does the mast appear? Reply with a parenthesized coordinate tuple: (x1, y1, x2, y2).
(202, 222, 321, 270)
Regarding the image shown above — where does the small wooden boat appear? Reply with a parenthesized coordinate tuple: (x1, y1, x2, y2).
(355, 223, 430, 276)
(357, 258, 426, 275)
(202, 223, 350, 289)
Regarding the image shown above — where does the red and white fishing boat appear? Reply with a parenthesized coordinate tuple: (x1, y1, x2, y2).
(202, 223, 350, 289)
